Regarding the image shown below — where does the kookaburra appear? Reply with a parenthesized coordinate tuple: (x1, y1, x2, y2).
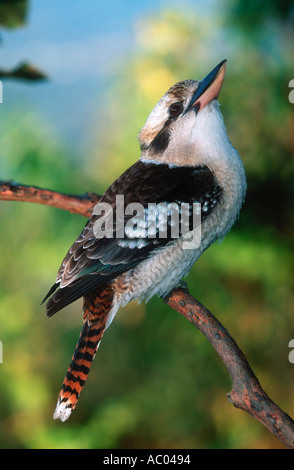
(43, 60, 246, 422)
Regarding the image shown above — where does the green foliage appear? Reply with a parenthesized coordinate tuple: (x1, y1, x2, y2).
(0, 2, 294, 450)
(225, 0, 294, 35)
(0, 0, 28, 29)
(0, 0, 47, 81)
(0, 62, 47, 81)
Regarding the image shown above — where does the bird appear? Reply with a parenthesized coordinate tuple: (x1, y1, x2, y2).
(43, 59, 247, 422)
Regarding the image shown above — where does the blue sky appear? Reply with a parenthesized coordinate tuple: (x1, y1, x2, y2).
(1, 0, 212, 153)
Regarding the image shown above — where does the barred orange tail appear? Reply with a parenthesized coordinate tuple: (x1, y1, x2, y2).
(53, 286, 114, 422)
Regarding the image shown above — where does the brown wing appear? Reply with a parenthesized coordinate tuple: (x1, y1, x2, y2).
(44, 160, 222, 316)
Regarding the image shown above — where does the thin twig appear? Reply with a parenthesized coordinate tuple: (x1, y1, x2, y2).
(1, 180, 294, 448)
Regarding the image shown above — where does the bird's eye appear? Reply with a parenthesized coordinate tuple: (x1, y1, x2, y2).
(168, 102, 183, 118)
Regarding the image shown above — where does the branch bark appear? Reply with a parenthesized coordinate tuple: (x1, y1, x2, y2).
(0, 180, 100, 217)
(1, 179, 294, 448)
(164, 287, 294, 448)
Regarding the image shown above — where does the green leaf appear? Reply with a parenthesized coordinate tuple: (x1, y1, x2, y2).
(0, 0, 29, 29)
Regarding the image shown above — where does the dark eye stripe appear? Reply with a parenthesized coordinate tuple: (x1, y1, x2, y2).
(149, 102, 183, 155)
(149, 127, 170, 154)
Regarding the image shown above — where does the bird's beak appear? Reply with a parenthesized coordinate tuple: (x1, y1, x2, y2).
(185, 59, 227, 114)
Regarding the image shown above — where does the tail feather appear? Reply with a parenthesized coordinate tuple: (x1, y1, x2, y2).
(53, 285, 114, 422)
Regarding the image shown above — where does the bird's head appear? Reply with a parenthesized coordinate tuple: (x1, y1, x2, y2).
(138, 60, 232, 168)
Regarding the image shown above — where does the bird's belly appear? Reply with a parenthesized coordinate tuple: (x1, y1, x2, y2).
(114, 227, 211, 306)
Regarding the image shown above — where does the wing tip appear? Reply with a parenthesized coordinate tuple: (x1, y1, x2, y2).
(41, 283, 59, 306)
(43, 275, 104, 318)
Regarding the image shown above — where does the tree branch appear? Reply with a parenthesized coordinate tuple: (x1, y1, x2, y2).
(0, 180, 100, 217)
(1, 179, 294, 448)
(163, 287, 294, 449)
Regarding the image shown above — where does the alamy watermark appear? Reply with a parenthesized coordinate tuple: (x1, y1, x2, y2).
(0, 83, 3, 361)
(92, 196, 202, 250)
(289, 340, 294, 363)
(289, 79, 294, 104)
(287, 83, 294, 360)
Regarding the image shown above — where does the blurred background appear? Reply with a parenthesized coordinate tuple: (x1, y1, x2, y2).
(0, 0, 294, 449)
